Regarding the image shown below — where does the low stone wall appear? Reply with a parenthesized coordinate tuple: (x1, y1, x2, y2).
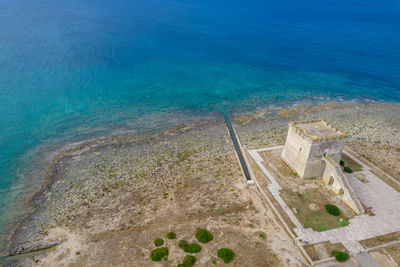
(322, 156, 364, 215)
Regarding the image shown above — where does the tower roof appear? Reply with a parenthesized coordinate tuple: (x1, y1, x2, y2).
(290, 119, 348, 141)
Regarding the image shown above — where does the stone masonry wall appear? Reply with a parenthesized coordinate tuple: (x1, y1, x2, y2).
(281, 121, 346, 179)
(281, 124, 312, 178)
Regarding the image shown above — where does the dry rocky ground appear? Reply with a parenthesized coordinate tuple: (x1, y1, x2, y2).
(7, 120, 305, 266)
(7, 103, 400, 267)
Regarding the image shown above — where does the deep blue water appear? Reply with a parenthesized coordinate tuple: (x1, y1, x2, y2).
(0, 0, 399, 251)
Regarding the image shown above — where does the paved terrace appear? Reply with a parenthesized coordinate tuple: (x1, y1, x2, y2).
(248, 146, 400, 255)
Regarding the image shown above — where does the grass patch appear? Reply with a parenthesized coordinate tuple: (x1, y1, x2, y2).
(154, 238, 164, 247)
(281, 189, 350, 232)
(183, 243, 201, 253)
(195, 228, 213, 243)
(150, 247, 168, 261)
(341, 154, 362, 172)
(325, 204, 340, 216)
(217, 248, 235, 263)
(332, 250, 349, 262)
(166, 231, 176, 239)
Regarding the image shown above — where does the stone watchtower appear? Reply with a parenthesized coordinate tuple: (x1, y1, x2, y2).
(281, 119, 364, 214)
(281, 119, 348, 179)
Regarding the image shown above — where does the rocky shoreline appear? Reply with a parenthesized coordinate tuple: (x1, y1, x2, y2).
(7, 120, 221, 255)
(4, 103, 400, 266)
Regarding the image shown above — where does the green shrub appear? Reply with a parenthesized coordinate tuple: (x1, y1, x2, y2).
(182, 255, 196, 267)
(217, 248, 235, 263)
(257, 232, 266, 239)
(183, 243, 201, 253)
(150, 247, 169, 261)
(177, 264, 185, 267)
(340, 160, 345, 166)
(325, 204, 340, 216)
(195, 228, 213, 243)
(178, 240, 188, 249)
(332, 250, 349, 262)
(167, 231, 176, 239)
(343, 166, 353, 173)
(154, 238, 164, 247)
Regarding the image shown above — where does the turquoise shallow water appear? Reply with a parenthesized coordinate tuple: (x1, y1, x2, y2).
(0, 0, 399, 252)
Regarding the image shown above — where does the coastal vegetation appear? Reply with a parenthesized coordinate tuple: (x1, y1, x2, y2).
(182, 255, 196, 267)
(167, 231, 176, 239)
(149, 229, 221, 265)
(343, 166, 353, 173)
(325, 204, 341, 216)
(257, 231, 267, 239)
(217, 248, 235, 263)
(195, 228, 214, 243)
(331, 250, 349, 262)
(150, 247, 169, 261)
(154, 238, 164, 247)
(182, 243, 202, 253)
(148, 229, 235, 265)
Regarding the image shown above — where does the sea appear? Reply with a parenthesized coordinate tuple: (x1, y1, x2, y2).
(0, 0, 399, 253)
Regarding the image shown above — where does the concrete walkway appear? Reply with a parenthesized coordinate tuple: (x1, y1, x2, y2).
(354, 253, 380, 267)
(248, 146, 400, 258)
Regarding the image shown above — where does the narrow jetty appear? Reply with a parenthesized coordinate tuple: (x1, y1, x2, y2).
(223, 113, 251, 181)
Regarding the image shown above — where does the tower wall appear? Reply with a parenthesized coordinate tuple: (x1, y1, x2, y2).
(302, 138, 346, 178)
(281, 122, 346, 179)
(281, 124, 312, 178)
